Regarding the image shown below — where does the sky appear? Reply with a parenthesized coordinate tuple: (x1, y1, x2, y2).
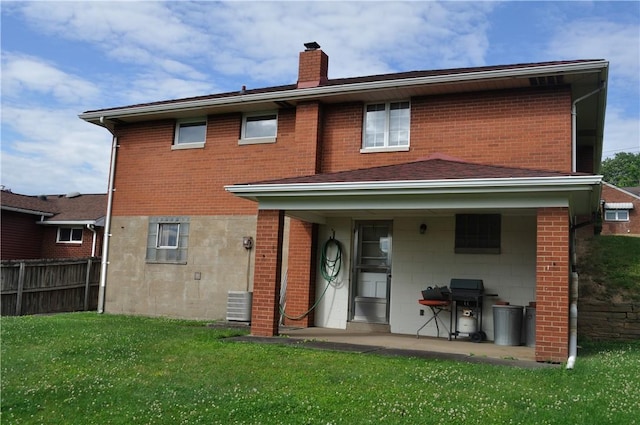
(1, 1, 639, 196)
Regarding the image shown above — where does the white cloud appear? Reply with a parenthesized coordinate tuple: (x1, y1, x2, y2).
(1, 53, 101, 104)
(603, 106, 640, 158)
(1, 106, 111, 195)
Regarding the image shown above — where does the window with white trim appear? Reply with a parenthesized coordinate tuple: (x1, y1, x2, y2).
(363, 101, 410, 150)
(604, 209, 630, 222)
(240, 112, 277, 144)
(174, 118, 206, 147)
(57, 227, 83, 243)
(146, 217, 190, 264)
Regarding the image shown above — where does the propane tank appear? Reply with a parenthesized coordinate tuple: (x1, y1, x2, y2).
(458, 309, 477, 334)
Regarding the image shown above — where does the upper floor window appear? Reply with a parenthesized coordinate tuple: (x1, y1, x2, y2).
(173, 118, 206, 149)
(455, 214, 501, 254)
(239, 112, 277, 144)
(363, 101, 410, 151)
(57, 227, 83, 244)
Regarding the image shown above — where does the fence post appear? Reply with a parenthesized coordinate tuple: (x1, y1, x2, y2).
(84, 258, 92, 311)
(16, 262, 25, 316)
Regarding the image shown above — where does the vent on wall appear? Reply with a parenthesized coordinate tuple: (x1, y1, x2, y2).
(529, 75, 565, 87)
(226, 291, 253, 322)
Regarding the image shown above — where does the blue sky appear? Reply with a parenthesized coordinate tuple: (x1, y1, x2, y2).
(2, 1, 639, 195)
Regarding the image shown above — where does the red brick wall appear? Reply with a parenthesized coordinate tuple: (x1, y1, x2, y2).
(600, 184, 640, 235)
(251, 209, 284, 336)
(0, 211, 43, 260)
(111, 109, 301, 216)
(535, 207, 570, 362)
(282, 220, 317, 326)
(321, 87, 573, 173)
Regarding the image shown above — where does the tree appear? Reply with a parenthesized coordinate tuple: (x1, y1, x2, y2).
(601, 152, 640, 187)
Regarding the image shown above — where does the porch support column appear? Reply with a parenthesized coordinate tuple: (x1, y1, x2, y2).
(535, 207, 570, 362)
(251, 209, 285, 337)
(282, 219, 318, 327)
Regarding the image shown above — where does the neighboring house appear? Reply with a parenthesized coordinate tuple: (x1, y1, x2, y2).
(80, 43, 608, 363)
(1, 189, 107, 260)
(600, 182, 640, 235)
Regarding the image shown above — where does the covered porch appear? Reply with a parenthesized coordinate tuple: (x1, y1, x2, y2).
(226, 157, 602, 363)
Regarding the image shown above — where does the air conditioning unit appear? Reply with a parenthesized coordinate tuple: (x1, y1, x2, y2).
(226, 291, 252, 322)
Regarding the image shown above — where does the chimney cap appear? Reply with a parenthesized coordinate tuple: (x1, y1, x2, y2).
(304, 41, 321, 51)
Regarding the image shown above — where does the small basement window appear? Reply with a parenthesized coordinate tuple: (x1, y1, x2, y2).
(455, 214, 501, 254)
(146, 217, 190, 264)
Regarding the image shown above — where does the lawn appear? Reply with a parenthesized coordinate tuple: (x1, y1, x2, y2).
(2, 313, 638, 425)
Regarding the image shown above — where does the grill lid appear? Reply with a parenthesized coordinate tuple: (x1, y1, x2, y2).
(450, 278, 484, 291)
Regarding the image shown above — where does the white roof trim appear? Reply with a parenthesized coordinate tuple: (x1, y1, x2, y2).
(1, 205, 54, 216)
(226, 175, 603, 199)
(37, 220, 100, 226)
(604, 202, 634, 210)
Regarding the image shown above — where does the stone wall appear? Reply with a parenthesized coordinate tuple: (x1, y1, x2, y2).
(578, 301, 640, 341)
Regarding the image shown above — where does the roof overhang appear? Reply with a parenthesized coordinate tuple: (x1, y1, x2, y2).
(226, 175, 603, 224)
(1, 206, 54, 217)
(79, 61, 608, 127)
(37, 219, 104, 226)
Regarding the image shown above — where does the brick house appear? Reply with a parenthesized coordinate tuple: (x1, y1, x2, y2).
(600, 182, 640, 235)
(80, 44, 608, 363)
(1, 190, 106, 260)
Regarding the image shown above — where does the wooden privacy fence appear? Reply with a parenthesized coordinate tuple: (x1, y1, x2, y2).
(1, 258, 101, 316)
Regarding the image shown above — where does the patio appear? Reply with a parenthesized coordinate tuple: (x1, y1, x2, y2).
(280, 326, 540, 365)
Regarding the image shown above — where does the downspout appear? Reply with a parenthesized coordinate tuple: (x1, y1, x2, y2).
(87, 224, 97, 257)
(567, 80, 604, 368)
(98, 116, 118, 314)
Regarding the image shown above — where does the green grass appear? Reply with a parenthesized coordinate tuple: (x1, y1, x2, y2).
(579, 235, 640, 301)
(2, 313, 639, 425)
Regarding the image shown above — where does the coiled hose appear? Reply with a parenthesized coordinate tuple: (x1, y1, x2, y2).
(279, 237, 343, 321)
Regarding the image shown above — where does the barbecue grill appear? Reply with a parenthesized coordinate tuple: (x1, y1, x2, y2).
(447, 278, 495, 343)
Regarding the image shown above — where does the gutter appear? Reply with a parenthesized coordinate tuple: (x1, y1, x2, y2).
(225, 175, 603, 199)
(97, 117, 118, 314)
(87, 224, 97, 257)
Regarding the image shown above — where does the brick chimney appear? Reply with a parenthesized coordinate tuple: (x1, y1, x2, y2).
(297, 42, 328, 89)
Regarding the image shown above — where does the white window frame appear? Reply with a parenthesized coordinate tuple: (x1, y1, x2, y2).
(57, 227, 83, 244)
(239, 111, 278, 145)
(361, 101, 410, 153)
(604, 209, 630, 222)
(156, 223, 180, 249)
(173, 118, 206, 150)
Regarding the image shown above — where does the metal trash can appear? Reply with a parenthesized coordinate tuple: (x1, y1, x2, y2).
(524, 306, 536, 347)
(492, 305, 523, 346)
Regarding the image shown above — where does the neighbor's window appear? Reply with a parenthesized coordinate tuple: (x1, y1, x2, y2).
(146, 217, 190, 264)
(240, 112, 277, 143)
(57, 227, 83, 243)
(604, 209, 630, 222)
(363, 101, 410, 150)
(455, 214, 501, 254)
(174, 118, 206, 147)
